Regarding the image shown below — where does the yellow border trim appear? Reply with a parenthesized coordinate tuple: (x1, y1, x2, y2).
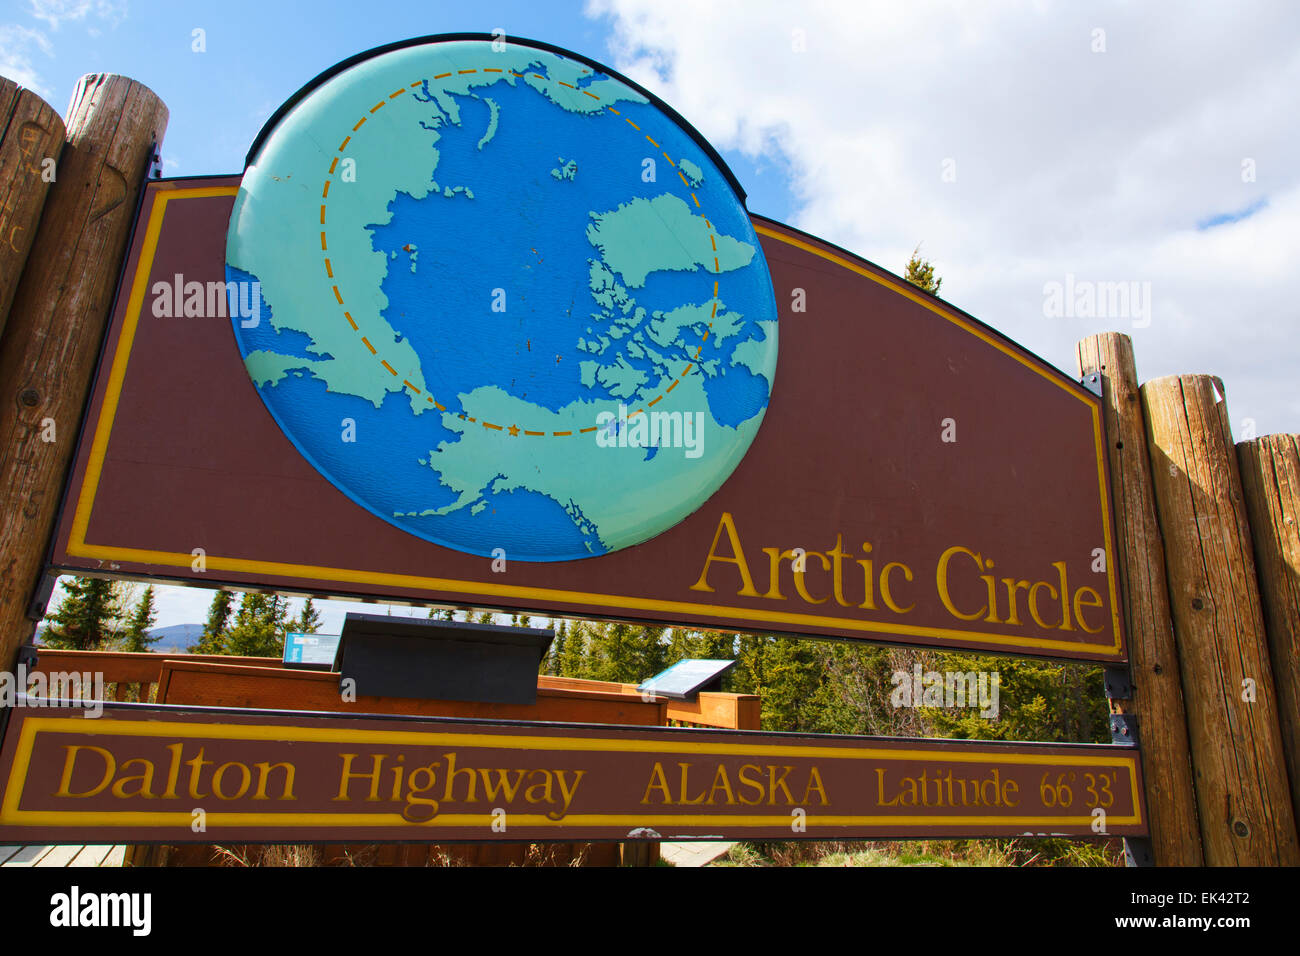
(1, 716, 1142, 829)
(62, 186, 1123, 658)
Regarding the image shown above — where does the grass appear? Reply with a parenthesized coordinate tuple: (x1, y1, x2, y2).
(708, 838, 1123, 867)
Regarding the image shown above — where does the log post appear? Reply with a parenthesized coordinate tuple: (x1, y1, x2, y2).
(0, 76, 67, 335)
(1141, 374, 1299, 864)
(0, 75, 167, 671)
(1075, 333, 1201, 866)
(1236, 434, 1300, 827)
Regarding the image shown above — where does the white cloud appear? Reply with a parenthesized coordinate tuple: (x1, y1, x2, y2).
(588, 0, 1300, 435)
(0, 24, 53, 94)
(4, 1, 126, 94)
(27, 0, 126, 31)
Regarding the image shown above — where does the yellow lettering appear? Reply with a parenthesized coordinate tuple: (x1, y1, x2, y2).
(1002, 578, 1030, 625)
(760, 547, 789, 600)
(253, 761, 296, 800)
(110, 758, 156, 799)
(335, 753, 384, 801)
(793, 551, 830, 604)
(1054, 561, 1075, 630)
(937, 546, 986, 621)
(211, 762, 251, 800)
(690, 512, 759, 597)
(707, 765, 736, 805)
(737, 764, 765, 805)
(1073, 585, 1104, 633)
(641, 762, 673, 805)
(881, 561, 915, 613)
(55, 746, 115, 798)
(801, 767, 829, 806)
(1029, 581, 1059, 628)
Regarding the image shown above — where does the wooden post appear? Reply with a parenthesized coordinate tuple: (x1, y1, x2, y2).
(0, 75, 167, 671)
(1236, 434, 1300, 827)
(1075, 333, 1202, 866)
(0, 76, 67, 336)
(1141, 374, 1299, 864)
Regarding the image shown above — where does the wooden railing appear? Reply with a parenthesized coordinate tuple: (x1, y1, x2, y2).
(26, 649, 279, 704)
(27, 648, 761, 730)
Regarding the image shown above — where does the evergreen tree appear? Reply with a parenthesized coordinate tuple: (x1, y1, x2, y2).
(546, 621, 567, 676)
(291, 597, 323, 634)
(119, 585, 160, 652)
(925, 651, 1109, 744)
(560, 623, 590, 678)
(904, 244, 942, 295)
(194, 588, 234, 653)
(582, 621, 668, 685)
(731, 635, 828, 732)
(41, 577, 123, 650)
(223, 592, 289, 658)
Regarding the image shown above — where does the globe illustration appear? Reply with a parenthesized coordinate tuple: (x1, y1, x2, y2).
(226, 37, 778, 561)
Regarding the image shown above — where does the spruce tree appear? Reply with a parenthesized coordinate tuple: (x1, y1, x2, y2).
(905, 244, 942, 295)
(119, 585, 160, 652)
(223, 592, 288, 658)
(582, 621, 668, 685)
(546, 621, 567, 676)
(195, 588, 234, 653)
(41, 577, 123, 650)
(292, 597, 323, 634)
(560, 623, 590, 678)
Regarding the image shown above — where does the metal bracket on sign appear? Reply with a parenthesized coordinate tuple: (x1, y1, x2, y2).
(26, 571, 57, 621)
(1104, 665, 1134, 700)
(1109, 713, 1139, 746)
(1080, 370, 1103, 397)
(1124, 837, 1154, 867)
(0, 646, 37, 747)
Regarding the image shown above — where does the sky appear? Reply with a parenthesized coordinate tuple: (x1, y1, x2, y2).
(5, 0, 1298, 635)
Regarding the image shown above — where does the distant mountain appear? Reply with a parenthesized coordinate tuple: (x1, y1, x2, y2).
(146, 622, 205, 652)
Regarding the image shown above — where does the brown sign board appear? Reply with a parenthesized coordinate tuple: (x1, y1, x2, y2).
(0, 700, 1145, 842)
(49, 177, 1125, 661)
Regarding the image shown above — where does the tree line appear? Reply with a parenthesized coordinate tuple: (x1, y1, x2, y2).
(539, 618, 1107, 744)
(40, 577, 321, 657)
(39, 574, 1108, 745)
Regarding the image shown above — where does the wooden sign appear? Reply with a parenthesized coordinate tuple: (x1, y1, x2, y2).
(0, 700, 1146, 842)
(44, 32, 1125, 664)
(48, 174, 1125, 662)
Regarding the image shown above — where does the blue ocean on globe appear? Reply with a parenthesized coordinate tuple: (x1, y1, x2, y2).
(226, 38, 778, 561)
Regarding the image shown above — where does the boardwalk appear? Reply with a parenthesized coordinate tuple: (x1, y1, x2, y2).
(0, 845, 126, 867)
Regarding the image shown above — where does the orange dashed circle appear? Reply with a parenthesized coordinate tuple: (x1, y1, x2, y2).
(321, 69, 721, 437)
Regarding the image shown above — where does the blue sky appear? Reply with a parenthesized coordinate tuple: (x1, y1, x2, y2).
(3, 0, 796, 222)
(7, 1, 1297, 633)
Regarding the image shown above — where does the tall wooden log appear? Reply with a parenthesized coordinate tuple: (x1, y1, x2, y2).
(1237, 434, 1300, 827)
(0, 76, 67, 335)
(1075, 333, 1201, 866)
(1142, 374, 1299, 864)
(0, 75, 167, 671)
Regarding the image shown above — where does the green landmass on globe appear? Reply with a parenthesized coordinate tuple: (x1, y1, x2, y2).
(227, 38, 778, 561)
